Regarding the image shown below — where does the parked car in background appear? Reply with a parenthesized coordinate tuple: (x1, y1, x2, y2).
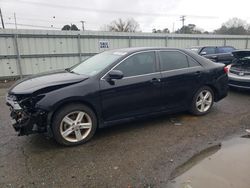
(227, 50, 250, 89)
(188, 46, 236, 65)
(6, 47, 228, 146)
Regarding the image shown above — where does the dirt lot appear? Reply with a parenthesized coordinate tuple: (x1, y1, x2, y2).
(0, 85, 250, 188)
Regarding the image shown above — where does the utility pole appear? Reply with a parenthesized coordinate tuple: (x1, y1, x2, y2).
(180, 15, 186, 28)
(80, 20, 85, 31)
(14, 13, 17, 29)
(0, 8, 5, 29)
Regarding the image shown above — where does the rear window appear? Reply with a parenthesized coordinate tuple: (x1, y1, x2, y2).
(159, 51, 189, 71)
(218, 47, 235, 53)
(188, 56, 201, 67)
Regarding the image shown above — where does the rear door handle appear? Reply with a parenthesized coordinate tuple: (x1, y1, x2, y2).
(150, 78, 161, 83)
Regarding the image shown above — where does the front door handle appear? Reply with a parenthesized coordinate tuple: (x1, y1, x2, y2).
(194, 71, 201, 76)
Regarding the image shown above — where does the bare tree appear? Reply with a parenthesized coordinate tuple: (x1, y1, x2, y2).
(107, 18, 140, 32)
(152, 28, 170, 33)
(62, 24, 79, 31)
(214, 17, 250, 35)
(223, 17, 248, 29)
(175, 24, 202, 34)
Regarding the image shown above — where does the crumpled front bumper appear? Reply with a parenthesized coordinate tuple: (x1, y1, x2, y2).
(6, 96, 47, 136)
(9, 109, 36, 135)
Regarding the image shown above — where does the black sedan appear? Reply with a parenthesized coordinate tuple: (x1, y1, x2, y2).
(227, 50, 250, 89)
(6, 48, 228, 146)
(188, 46, 235, 65)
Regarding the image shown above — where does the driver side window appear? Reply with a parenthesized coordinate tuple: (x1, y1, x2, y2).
(200, 47, 216, 55)
(114, 51, 156, 77)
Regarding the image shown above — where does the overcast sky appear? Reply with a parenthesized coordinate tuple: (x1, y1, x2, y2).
(1, 0, 250, 32)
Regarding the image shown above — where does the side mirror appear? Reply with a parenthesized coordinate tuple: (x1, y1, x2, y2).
(107, 70, 124, 81)
(200, 51, 207, 56)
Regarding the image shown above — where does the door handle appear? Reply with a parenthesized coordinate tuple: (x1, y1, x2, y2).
(211, 55, 218, 59)
(150, 78, 161, 83)
(194, 71, 201, 76)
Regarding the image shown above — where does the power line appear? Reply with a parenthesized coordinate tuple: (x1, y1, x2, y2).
(5, 15, 94, 29)
(6, 0, 218, 19)
(5, 22, 61, 29)
(7, 16, 65, 24)
(5, 13, 82, 24)
(5, 14, 175, 26)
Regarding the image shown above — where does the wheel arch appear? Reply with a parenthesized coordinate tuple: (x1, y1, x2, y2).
(204, 84, 218, 101)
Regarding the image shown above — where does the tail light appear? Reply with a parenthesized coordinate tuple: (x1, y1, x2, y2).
(224, 65, 231, 74)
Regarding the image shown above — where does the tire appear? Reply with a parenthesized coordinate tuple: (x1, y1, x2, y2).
(52, 103, 97, 146)
(189, 86, 214, 115)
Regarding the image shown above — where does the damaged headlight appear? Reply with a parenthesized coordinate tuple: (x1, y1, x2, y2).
(6, 94, 22, 110)
(6, 94, 17, 101)
(19, 94, 45, 110)
(6, 93, 45, 112)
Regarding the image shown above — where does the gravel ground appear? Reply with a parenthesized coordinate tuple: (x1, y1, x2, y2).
(0, 85, 250, 188)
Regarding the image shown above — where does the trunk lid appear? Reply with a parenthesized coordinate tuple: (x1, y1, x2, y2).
(232, 50, 250, 59)
(230, 50, 250, 76)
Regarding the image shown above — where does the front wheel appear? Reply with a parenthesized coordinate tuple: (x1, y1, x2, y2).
(52, 104, 97, 146)
(190, 86, 214, 115)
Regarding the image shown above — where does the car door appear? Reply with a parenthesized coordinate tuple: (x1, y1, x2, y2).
(99, 51, 162, 122)
(200, 47, 218, 62)
(216, 47, 235, 64)
(200, 47, 216, 55)
(158, 50, 204, 111)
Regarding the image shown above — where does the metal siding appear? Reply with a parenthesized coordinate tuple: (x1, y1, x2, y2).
(247, 39, 250, 49)
(0, 58, 18, 77)
(199, 39, 224, 46)
(109, 38, 129, 49)
(1, 29, 250, 78)
(20, 56, 80, 75)
(81, 38, 99, 53)
(225, 39, 246, 49)
(0, 37, 15, 55)
(167, 39, 198, 48)
(131, 39, 165, 47)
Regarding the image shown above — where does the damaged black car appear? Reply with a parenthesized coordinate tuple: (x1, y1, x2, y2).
(6, 48, 228, 146)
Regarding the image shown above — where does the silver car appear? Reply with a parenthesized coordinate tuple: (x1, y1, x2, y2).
(228, 50, 250, 89)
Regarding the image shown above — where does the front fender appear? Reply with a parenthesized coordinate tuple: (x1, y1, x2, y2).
(35, 81, 102, 126)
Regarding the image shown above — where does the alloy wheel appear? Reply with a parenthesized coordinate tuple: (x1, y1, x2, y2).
(59, 111, 92, 143)
(196, 90, 213, 113)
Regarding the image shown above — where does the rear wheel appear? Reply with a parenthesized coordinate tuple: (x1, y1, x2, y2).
(190, 86, 214, 115)
(52, 104, 97, 146)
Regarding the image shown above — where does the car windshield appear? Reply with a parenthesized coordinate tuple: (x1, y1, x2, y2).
(71, 51, 125, 76)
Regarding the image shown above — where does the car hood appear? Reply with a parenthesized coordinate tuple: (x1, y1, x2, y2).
(9, 70, 89, 95)
(232, 50, 250, 59)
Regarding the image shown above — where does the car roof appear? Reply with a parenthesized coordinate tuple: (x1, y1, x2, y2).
(105, 47, 216, 68)
(108, 47, 187, 54)
(189, 46, 235, 48)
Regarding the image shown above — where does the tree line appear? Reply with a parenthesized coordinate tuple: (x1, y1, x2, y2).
(61, 17, 250, 35)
